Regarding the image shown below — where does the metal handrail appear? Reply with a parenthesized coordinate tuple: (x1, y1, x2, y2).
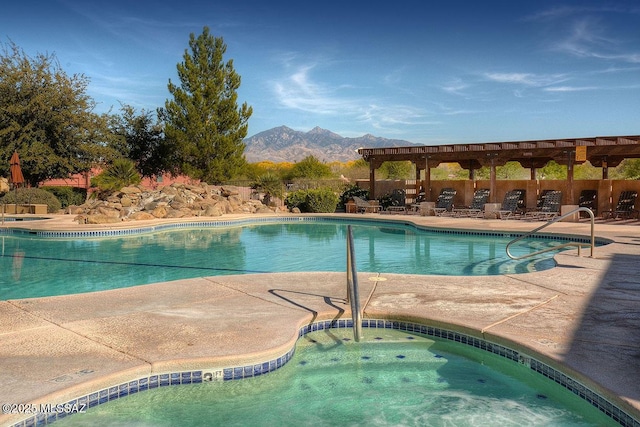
(346, 225, 363, 342)
(506, 207, 595, 260)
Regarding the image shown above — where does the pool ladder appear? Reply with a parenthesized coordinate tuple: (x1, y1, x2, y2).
(346, 225, 363, 342)
(506, 207, 595, 260)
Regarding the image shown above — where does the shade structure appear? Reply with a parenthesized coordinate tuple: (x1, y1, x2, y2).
(9, 151, 25, 187)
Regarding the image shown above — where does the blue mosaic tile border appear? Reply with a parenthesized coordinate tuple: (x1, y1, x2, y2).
(10, 318, 638, 427)
(0, 215, 611, 246)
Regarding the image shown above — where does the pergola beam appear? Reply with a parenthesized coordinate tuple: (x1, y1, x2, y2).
(358, 135, 640, 200)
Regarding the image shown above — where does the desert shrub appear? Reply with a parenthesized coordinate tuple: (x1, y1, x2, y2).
(284, 190, 308, 211)
(92, 158, 141, 191)
(0, 187, 62, 213)
(305, 188, 339, 213)
(285, 188, 339, 213)
(41, 186, 87, 208)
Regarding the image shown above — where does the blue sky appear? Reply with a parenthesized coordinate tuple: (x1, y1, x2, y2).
(2, 1, 639, 145)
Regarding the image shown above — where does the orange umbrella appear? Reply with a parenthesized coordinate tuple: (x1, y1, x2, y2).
(10, 151, 24, 187)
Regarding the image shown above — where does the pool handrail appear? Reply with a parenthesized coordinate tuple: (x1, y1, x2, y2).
(506, 207, 595, 260)
(346, 225, 363, 341)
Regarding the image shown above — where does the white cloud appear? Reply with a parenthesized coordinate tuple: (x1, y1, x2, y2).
(441, 78, 470, 96)
(483, 72, 568, 87)
(539, 11, 640, 64)
(272, 64, 356, 115)
(544, 86, 597, 92)
(271, 61, 432, 133)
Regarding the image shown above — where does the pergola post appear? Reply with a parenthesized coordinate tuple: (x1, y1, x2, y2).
(490, 159, 497, 204)
(369, 164, 376, 199)
(424, 157, 431, 202)
(567, 151, 575, 203)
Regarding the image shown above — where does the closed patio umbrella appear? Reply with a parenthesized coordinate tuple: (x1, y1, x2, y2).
(10, 151, 25, 187)
(9, 151, 25, 214)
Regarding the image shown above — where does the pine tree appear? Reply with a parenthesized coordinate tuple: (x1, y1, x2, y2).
(159, 27, 253, 184)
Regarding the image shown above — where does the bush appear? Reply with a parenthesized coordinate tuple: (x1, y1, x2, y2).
(92, 158, 141, 191)
(0, 187, 62, 213)
(284, 190, 308, 211)
(338, 184, 369, 209)
(305, 188, 339, 213)
(285, 188, 339, 213)
(41, 186, 87, 208)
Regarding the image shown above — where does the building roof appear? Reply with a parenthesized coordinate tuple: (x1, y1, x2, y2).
(357, 135, 640, 169)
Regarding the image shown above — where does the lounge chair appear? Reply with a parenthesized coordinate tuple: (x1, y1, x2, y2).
(453, 188, 490, 218)
(497, 189, 526, 220)
(524, 190, 562, 220)
(432, 188, 457, 216)
(352, 196, 381, 213)
(578, 189, 597, 218)
(534, 189, 553, 210)
(602, 191, 638, 220)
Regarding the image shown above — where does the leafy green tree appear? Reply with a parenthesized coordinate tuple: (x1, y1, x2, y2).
(538, 161, 566, 180)
(92, 158, 141, 191)
(109, 105, 177, 179)
(0, 41, 109, 186)
(612, 159, 640, 180)
(574, 161, 601, 179)
(159, 27, 252, 184)
(285, 155, 333, 180)
(379, 161, 413, 179)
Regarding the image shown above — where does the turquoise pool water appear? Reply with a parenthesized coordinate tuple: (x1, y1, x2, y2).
(54, 328, 615, 426)
(0, 219, 578, 300)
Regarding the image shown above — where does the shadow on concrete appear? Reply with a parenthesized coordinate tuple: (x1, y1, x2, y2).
(268, 289, 346, 325)
(564, 253, 640, 407)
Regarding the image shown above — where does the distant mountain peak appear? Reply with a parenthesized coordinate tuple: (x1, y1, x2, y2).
(244, 126, 417, 163)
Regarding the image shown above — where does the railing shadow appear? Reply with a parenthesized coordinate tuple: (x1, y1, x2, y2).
(268, 289, 346, 346)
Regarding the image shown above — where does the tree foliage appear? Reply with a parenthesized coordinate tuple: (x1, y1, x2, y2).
(378, 161, 413, 180)
(109, 105, 176, 179)
(159, 27, 252, 184)
(284, 155, 333, 180)
(612, 159, 640, 180)
(0, 41, 109, 186)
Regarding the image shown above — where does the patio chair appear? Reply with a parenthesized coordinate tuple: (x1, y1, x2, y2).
(352, 196, 381, 213)
(453, 188, 490, 218)
(432, 188, 457, 216)
(534, 189, 553, 210)
(524, 190, 562, 221)
(578, 189, 597, 218)
(497, 189, 526, 220)
(602, 191, 638, 220)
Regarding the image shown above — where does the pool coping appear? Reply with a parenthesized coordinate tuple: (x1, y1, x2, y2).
(1, 213, 640, 426)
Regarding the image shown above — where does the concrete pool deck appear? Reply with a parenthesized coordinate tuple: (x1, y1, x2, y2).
(1, 213, 639, 426)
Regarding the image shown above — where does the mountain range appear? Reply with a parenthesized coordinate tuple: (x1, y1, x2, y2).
(243, 126, 417, 163)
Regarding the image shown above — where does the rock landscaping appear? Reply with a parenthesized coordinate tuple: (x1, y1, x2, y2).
(71, 183, 282, 224)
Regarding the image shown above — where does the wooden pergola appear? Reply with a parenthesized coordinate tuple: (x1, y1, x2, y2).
(357, 135, 640, 203)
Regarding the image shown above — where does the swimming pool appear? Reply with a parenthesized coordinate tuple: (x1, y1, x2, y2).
(51, 326, 617, 426)
(0, 217, 601, 300)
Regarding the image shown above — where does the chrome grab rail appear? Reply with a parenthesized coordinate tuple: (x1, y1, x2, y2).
(346, 225, 363, 342)
(506, 207, 595, 260)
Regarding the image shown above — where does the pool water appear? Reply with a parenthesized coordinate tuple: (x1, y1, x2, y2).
(1, 220, 568, 299)
(54, 329, 614, 426)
